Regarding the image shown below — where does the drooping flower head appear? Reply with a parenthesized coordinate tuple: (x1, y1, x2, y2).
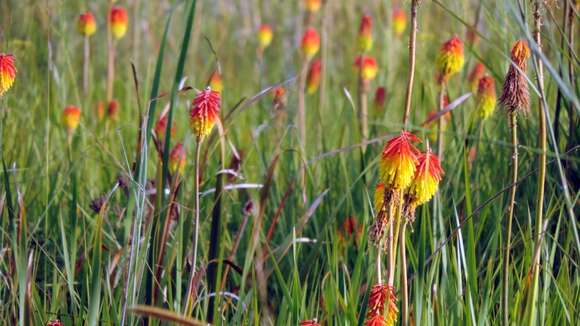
(258, 24, 274, 49)
(379, 131, 420, 191)
(110, 6, 128, 39)
(0, 53, 16, 96)
(299, 319, 321, 326)
(62, 105, 81, 134)
(392, 8, 407, 37)
(468, 63, 485, 92)
(365, 284, 398, 326)
(304, 0, 322, 13)
(475, 75, 497, 120)
(499, 40, 530, 114)
(374, 87, 386, 111)
(169, 143, 186, 176)
(355, 55, 378, 82)
(436, 36, 464, 83)
(358, 14, 373, 52)
(408, 149, 443, 207)
(107, 100, 119, 121)
(209, 70, 223, 93)
(307, 59, 322, 94)
(78, 11, 97, 37)
(190, 88, 221, 138)
(301, 28, 320, 60)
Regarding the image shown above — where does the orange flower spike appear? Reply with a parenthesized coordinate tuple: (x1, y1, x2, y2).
(299, 320, 321, 326)
(379, 130, 420, 190)
(392, 8, 407, 37)
(209, 71, 223, 93)
(190, 88, 221, 138)
(468, 63, 485, 91)
(107, 100, 119, 122)
(510, 39, 531, 67)
(409, 149, 444, 206)
(358, 14, 373, 52)
(475, 75, 497, 120)
(78, 11, 97, 37)
(110, 6, 128, 39)
(62, 105, 81, 134)
(169, 143, 186, 176)
(0, 53, 16, 97)
(436, 36, 465, 83)
(306, 59, 322, 94)
(355, 55, 378, 82)
(304, 0, 322, 13)
(301, 28, 320, 60)
(258, 24, 273, 50)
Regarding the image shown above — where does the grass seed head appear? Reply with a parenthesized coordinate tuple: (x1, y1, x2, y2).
(0, 53, 16, 97)
(190, 88, 221, 138)
(110, 6, 128, 39)
(78, 11, 97, 37)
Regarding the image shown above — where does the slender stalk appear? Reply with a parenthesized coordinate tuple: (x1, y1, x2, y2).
(185, 137, 203, 314)
(399, 221, 409, 326)
(83, 36, 90, 96)
(528, 2, 547, 324)
(402, 0, 419, 127)
(503, 111, 518, 326)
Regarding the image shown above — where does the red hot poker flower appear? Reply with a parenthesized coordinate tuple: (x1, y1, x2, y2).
(355, 55, 378, 82)
(78, 11, 97, 37)
(301, 28, 320, 59)
(379, 130, 420, 191)
(62, 105, 81, 134)
(436, 36, 465, 83)
(258, 24, 273, 49)
(110, 6, 128, 39)
(358, 15, 373, 52)
(0, 53, 16, 96)
(307, 59, 322, 94)
(392, 8, 406, 37)
(374, 87, 386, 110)
(190, 88, 221, 138)
(468, 63, 485, 91)
(169, 143, 186, 176)
(107, 100, 120, 122)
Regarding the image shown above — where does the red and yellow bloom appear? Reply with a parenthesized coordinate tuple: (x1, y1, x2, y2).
(379, 131, 420, 190)
(110, 6, 128, 39)
(169, 143, 186, 176)
(436, 36, 464, 83)
(358, 15, 373, 52)
(408, 149, 444, 207)
(0, 53, 16, 96)
(301, 28, 320, 59)
(304, 0, 322, 13)
(62, 105, 81, 134)
(258, 24, 273, 49)
(209, 70, 223, 93)
(355, 55, 378, 82)
(78, 11, 97, 37)
(365, 284, 398, 326)
(392, 8, 406, 37)
(306, 59, 322, 94)
(107, 100, 119, 122)
(190, 88, 221, 138)
(475, 75, 497, 120)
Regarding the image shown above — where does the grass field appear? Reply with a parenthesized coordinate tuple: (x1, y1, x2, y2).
(0, 0, 578, 325)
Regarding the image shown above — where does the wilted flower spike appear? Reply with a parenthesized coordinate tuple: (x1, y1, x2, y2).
(78, 11, 97, 37)
(110, 6, 128, 39)
(301, 28, 320, 59)
(62, 105, 81, 134)
(258, 24, 273, 49)
(392, 8, 406, 37)
(358, 15, 373, 52)
(190, 89, 221, 138)
(379, 131, 420, 191)
(475, 75, 497, 120)
(355, 55, 378, 82)
(436, 36, 464, 83)
(0, 54, 16, 97)
(499, 40, 530, 114)
(307, 59, 322, 94)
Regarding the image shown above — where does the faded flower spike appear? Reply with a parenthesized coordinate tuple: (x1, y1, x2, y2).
(304, 0, 322, 13)
(258, 24, 273, 49)
(307, 59, 322, 94)
(355, 55, 378, 82)
(110, 6, 128, 39)
(301, 28, 320, 60)
(169, 143, 186, 176)
(475, 75, 497, 120)
(190, 88, 221, 138)
(499, 40, 530, 114)
(358, 14, 373, 52)
(209, 70, 223, 93)
(78, 11, 97, 37)
(392, 8, 406, 37)
(0, 53, 16, 96)
(379, 130, 420, 191)
(436, 36, 464, 83)
(62, 105, 81, 134)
